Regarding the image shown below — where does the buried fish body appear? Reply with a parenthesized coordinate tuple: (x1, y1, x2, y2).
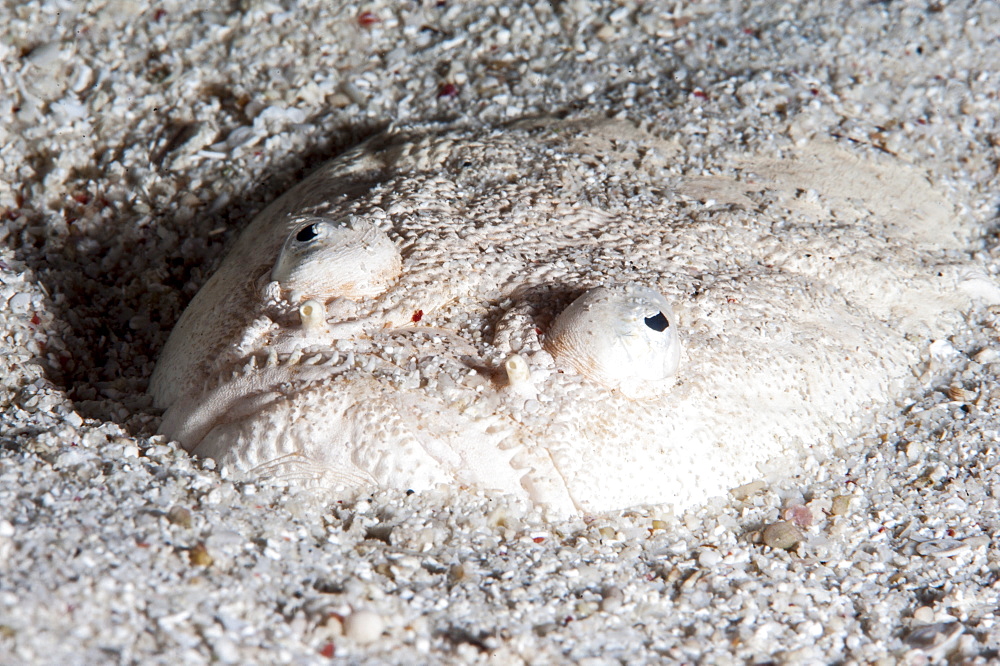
(151, 117, 992, 516)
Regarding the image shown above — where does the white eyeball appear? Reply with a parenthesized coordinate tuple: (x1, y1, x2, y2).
(271, 216, 401, 302)
(544, 284, 680, 398)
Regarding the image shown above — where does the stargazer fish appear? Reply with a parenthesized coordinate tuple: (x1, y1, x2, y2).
(151, 117, 993, 516)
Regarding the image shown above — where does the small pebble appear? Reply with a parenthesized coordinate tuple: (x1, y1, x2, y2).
(973, 348, 1000, 364)
(903, 621, 964, 655)
(8, 293, 31, 312)
(188, 543, 214, 567)
(344, 610, 385, 644)
(212, 637, 240, 664)
(600, 586, 624, 613)
(913, 606, 936, 624)
(448, 563, 473, 584)
(830, 495, 852, 516)
(166, 506, 192, 528)
(783, 504, 813, 528)
(962, 535, 990, 549)
(762, 522, 804, 550)
(574, 601, 599, 618)
(316, 613, 344, 638)
(730, 479, 766, 501)
(914, 538, 967, 558)
(26, 42, 63, 67)
(697, 549, 722, 567)
(946, 386, 977, 402)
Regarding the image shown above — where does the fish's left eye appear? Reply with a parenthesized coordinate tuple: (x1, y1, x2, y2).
(295, 223, 321, 242)
(271, 216, 402, 302)
(544, 284, 681, 398)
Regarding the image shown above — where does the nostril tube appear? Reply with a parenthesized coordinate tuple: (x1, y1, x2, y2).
(299, 299, 328, 332)
(504, 353, 536, 397)
(505, 353, 531, 383)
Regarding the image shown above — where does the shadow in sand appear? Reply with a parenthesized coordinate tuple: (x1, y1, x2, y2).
(14, 112, 391, 437)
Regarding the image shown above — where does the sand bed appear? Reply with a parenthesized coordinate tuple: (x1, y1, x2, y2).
(2, 1, 1000, 663)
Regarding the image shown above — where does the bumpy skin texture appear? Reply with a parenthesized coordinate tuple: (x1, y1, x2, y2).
(151, 117, 981, 516)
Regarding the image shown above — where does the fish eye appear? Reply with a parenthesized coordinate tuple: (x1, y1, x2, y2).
(271, 216, 402, 301)
(295, 223, 321, 242)
(644, 312, 670, 332)
(544, 284, 681, 398)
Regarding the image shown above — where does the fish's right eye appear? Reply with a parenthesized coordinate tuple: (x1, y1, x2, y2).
(544, 284, 681, 399)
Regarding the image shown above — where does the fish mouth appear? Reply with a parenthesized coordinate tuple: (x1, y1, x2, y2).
(158, 331, 582, 516)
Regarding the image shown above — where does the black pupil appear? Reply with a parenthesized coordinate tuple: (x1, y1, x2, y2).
(295, 224, 319, 242)
(644, 312, 669, 332)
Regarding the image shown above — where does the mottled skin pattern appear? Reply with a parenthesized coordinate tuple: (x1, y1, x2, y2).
(151, 117, 983, 516)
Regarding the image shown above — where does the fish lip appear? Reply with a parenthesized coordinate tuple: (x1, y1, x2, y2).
(157, 332, 587, 514)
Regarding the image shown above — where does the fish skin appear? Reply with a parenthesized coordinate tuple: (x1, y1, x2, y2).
(151, 117, 982, 516)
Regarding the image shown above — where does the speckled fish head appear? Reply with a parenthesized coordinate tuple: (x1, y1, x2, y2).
(151, 117, 982, 516)
(156, 209, 684, 515)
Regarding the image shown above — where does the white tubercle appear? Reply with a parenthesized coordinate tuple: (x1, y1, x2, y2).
(299, 300, 328, 332)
